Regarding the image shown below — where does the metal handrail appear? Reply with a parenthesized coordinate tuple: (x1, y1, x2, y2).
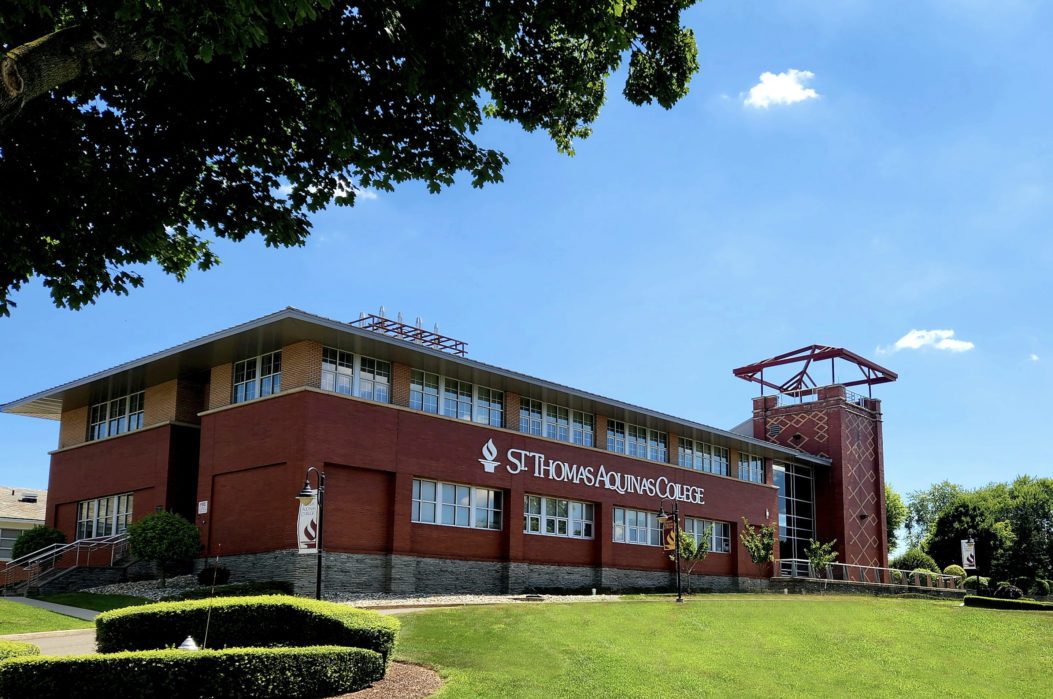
(778, 558, 963, 590)
(1, 534, 129, 594)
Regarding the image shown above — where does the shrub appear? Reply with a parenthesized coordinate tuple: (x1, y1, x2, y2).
(0, 646, 382, 699)
(993, 583, 1024, 600)
(910, 569, 934, 585)
(164, 580, 294, 601)
(890, 548, 939, 573)
(1031, 579, 1050, 596)
(196, 565, 231, 586)
(890, 570, 904, 584)
(739, 518, 775, 564)
(96, 595, 400, 663)
(805, 538, 838, 578)
(942, 564, 966, 579)
(1013, 576, 1034, 593)
(0, 641, 39, 662)
(963, 576, 991, 591)
(10, 526, 66, 560)
(964, 595, 1053, 612)
(127, 512, 201, 587)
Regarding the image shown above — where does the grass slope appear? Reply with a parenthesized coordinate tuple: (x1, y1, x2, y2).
(396, 595, 1053, 697)
(35, 592, 149, 613)
(0, 600, 92, 635)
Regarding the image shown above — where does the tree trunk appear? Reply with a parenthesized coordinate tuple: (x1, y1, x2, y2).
(0, 24, 144, 129)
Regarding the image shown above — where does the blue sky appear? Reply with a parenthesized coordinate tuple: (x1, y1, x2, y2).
(2, 0, 1052, 502)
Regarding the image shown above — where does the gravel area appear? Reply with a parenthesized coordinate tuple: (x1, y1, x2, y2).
(331, 592, 621, 607)
(336, 662, 442, 698)
(83, 575, 203, 600)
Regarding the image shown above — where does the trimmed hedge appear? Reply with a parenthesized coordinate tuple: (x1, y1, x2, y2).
(942, 564, 966, 579)
(0, 641, 39, 662)
(163, 580, 294, 601)
(96, 596, 399, 663)
(0, 646, 382, 699)
(890, 548, 939, 573)
(964, 595, 1053, 612)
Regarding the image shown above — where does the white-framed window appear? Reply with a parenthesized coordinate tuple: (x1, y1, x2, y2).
(443, 379, 473, 420)
(233, 351, 281, 404)
(0, 528, 22, 560)
(88, 390, 145, 441)
(523, 496, 594, 539)
(739, 453, 765, 483)
(684, 517, 731, 553)
(357, 357, 391, 403)
(520, 398, 543, 436)
(572, 412, 594, 447)
(545, 405, 570, 442)
(411, 478, 502, 530)
(410, 370, 440, 414)
(76, 493, 134, 540)
(678, 439, 730, 476)
(609, 421, 667, 462)
(321, 347, 354, 395)
(612, 507, 661, 546)
(475, 387, 504, 427)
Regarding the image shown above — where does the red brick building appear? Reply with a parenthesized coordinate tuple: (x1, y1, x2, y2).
(2, 309, 892, 594)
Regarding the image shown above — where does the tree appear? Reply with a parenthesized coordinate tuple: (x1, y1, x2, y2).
(805, 539, 838, 581)
(127, 512, 201, 586)
(923, 496, 1008, 579)
(670, 527, 710, 593)
(889, 547, 939, 574)
(10, 525, 65, 560)
(905, 480, 964, 548)
(0, 1, 700, 315)
(885, 484, 907, 552)
(739, 517, 776, 565)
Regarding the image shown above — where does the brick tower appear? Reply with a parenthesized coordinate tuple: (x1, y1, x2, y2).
(734, 347, 897, 568)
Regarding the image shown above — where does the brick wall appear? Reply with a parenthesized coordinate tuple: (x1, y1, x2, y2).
(144, 380, 178, 425)
(58, 405, 88, 449)
(281, 340, 322, 390)
(667, 432, 679, 465)
(595, 414, 608, 451)
(504, 392, 521, 431)
(392, 362, 411, 407)
(175, 378, 207, 423)
(208, 364, 233, 410)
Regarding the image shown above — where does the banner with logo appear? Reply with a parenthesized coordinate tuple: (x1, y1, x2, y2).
(960, 539, 976, 570)
(297, 497, 318, 554)
(663, 518, 677, 552)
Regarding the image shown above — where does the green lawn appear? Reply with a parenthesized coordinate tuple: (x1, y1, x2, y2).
(395, 595, 1053, 697)
(0, 600, 92, 635)
(34, 592, 150, 612)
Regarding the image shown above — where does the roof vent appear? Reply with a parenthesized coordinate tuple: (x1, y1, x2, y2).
(18, 493, 38, 503)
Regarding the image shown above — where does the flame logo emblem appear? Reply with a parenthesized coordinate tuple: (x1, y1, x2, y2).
(479, 438, 501, 473)
(302, 519, 318, 548)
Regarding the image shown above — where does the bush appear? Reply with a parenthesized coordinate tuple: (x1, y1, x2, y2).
(96, 596, 400, 663)
(942, 564, 966, 579)
(993, 583, 1024, 600)
(0, 641, 39, 662)
(890, 548, 939, 573)
(964, 595, 1053, 612)
(910, 569, 934, 585)
(0, 646, 382, 699)
(1031, 579, 1050, 596)
(164, 580, 293, 601)
(196, 565, 231, 586)
(127, 513, 201, 587)
(10, 526, 66, 560)
(890, 570, 903, 584)
(963, 576, 991, 591)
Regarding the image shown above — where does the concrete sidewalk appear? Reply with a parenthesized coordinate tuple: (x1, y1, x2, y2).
(0, 629, 96, 656)
(2, 596, 99, 621)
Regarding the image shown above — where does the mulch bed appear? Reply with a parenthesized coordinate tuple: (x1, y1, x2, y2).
(335, 661, 442, 698)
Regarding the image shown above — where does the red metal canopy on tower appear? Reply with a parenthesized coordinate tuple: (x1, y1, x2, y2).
(732, 345, 897, 398)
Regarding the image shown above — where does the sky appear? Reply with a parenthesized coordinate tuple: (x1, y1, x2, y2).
(2, 0, 1052, 503)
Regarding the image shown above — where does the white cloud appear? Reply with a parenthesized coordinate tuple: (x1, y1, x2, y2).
(743, 69, 819, 109)
(877, 329, 975, 354)
(1029, 353, 1040, 362)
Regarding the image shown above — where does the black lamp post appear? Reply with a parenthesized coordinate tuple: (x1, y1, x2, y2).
(967, 529, 979, 596)
(296, 467, 326, 600)
(657, 500, 684, 604)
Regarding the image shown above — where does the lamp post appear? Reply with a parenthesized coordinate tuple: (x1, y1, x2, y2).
(296, 467, 326, 600)
(967, 529, 979, 596)
(657, 500, 684, 604)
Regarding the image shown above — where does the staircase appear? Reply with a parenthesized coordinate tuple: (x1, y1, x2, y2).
(1, 534, 129, 597)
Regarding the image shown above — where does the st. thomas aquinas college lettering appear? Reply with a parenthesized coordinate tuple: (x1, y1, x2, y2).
(478, 438, 705, 505)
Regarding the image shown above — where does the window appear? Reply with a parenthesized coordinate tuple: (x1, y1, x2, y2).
(684, 518, 731, 553)
(520, 399, 543, 436)
(233, 351, 281, 404)
(775, 463, 815, 562)
(76, 493, 134, 540)
(442, 379, 473, 420)
(88, 389, 145, 441)
(357, 357, 391, 402)
(523, 496, 594, 539)
(610, 421, 666, 462)
(572, 412, 594, 447)
(545, 405, 570, 442)
(678, 439, 730, 476)
(475, 387, 504, 427)
(411, 478, 502, 530)
(612, 507, 661, 546)
(410, 370, 440, 414)
(739, 453, 765, 483)
(321, 348, 354, 394)
(0, 528, 21, 560)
